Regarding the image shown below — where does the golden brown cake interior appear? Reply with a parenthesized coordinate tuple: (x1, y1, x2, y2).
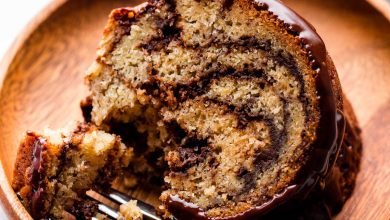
(85, 0, 327, 218)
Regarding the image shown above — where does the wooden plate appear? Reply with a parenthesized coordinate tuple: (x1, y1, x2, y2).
(0, 0, 389, 219)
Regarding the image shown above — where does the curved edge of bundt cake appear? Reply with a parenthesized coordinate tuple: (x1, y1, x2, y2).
(157, 1, 360, 219)
(259, 97, 362, 219)
(12, 123, 134, 219)
(158, 1, 348, 218)
(322, 98, 362, 215)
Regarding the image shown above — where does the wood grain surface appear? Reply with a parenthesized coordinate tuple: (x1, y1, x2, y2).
(0, 0, 389, 219)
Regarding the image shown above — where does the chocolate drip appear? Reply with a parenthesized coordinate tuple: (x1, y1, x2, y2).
(28, 134, 47, 219)
(167, 186, 298, 220)
(167, 0, 342, 219)
(257, 0, 340, 194)
(168, 195, 208, 220)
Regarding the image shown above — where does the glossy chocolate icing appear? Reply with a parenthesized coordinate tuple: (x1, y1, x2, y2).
(28, 133, 47, 219)
(168, 186, 298, 220)
(167, 0, 344, 219)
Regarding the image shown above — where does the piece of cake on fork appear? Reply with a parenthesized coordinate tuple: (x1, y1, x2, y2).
(12, 124, 133, 219)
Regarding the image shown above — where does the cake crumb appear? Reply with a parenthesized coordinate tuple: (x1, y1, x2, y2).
(117, 200, 143, 220)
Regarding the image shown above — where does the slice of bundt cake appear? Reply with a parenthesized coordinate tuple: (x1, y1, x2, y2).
(84, 0, 361, 219)
(12, 124, 133, 219)
(12, 0, 362, 219)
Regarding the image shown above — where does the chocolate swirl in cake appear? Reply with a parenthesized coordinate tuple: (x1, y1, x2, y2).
(10, 0, 362, 219)
(8, 0, 363, 219)
(82, 0, 356, 219)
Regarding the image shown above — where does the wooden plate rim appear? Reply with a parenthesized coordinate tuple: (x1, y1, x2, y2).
(368, 0, 390, 20)
(0, 1, 67, 219)
(0, 0, 389, 219)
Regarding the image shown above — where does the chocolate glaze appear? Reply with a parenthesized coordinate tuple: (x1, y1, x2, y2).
(323, 114, 361, 215)
(28, 134, 47, 219)
(167, 0, 344, 219)
(168, 186, 298, 220)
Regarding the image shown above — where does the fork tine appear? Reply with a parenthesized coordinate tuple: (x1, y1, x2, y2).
(85, 193, 118, 219)
(99, 188, 161, 220)
(97, 203, 119, 219)
(86, 189, 161, 220)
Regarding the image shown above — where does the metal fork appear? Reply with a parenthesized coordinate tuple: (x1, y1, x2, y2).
(88, 188, 161, 220)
